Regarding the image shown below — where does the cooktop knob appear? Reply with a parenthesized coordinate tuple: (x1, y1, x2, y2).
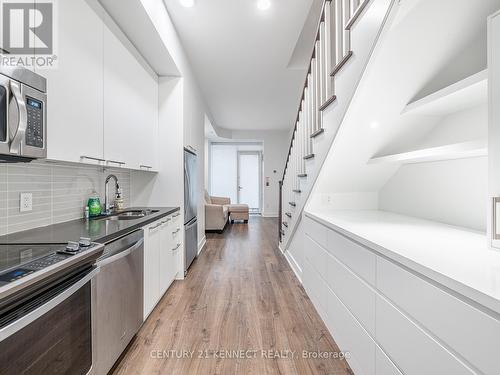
(66, 241, 80, 252)
(79, 237, 92, 247)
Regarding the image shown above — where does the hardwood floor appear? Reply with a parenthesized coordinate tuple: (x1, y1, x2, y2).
(112, 217, 352, 375)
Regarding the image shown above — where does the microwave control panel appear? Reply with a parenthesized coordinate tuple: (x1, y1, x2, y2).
(25, 97, 44, 148)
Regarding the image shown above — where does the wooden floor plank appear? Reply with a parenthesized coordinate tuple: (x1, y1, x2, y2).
(112, 217, 352, 375)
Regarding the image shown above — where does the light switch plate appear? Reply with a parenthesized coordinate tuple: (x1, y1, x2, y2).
(20, 193, 33, 212)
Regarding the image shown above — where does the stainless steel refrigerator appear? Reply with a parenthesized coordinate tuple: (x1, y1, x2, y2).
(184, 148, 198, 274)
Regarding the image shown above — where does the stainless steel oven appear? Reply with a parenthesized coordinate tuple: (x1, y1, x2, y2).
(0, 242, 103, 375)
(0, 66, 47, 162)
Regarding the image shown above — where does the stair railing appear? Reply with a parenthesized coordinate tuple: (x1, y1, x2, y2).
(279, 0, 371, 241)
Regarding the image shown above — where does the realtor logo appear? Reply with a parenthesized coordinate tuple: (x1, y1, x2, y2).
(1, 1, 57, 68)
(3, 2, 53, 54)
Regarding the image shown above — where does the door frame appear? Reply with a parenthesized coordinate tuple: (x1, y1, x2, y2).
(237, 150, 262, 213)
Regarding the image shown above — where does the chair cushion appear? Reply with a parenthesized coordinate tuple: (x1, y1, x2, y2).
(228, 204, 249, 213)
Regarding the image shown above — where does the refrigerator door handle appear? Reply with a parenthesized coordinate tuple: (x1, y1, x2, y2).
(185, 218, 197, 230)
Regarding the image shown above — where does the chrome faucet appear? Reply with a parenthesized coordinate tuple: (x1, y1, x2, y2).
(104, 174, 119, 214)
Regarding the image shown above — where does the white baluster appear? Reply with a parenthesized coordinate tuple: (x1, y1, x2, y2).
(311, 58, 317, 136)
(324, 2, 333, 97)
(319, 22, 330, 104)
(342, 0, 351, 56)
(335, 0, 343, 65)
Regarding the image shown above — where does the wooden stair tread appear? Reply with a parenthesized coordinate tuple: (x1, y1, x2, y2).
(330, 51, 353, 77)
(345, 0, 371, 30)
(285, 213, 292, 218)
(298, 173, 308, 178)
(304, 154, 315, 160)
(289, 202, 296, 207)
(310, 128, 325, 138)
(292, 189, 302, 193)
(319, 96, 337, 112)
(282, 222, 289, 228)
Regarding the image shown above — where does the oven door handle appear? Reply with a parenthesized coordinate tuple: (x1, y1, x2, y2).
(0, 267, 99, 342)
(9, 80, 27, 155)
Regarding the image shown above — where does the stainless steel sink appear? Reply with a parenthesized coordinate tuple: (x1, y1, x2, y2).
(94, 209, 159, 221)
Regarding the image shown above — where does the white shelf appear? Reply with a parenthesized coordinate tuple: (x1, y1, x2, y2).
(368, 140, 487, 165)
(402, 70, 488, 116)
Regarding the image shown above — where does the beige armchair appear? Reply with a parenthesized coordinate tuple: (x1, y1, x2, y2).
(204, 190, 230, 232)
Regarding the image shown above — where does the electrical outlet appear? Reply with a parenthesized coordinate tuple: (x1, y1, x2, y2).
(20, 193, 33, 212)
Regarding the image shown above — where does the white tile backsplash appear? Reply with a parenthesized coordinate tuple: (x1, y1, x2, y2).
(0, 161, 131, 235)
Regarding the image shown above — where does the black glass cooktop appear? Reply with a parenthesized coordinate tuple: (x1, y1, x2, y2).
(0, 244, 67, 275)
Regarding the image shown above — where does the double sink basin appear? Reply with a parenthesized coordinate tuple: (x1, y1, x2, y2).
(93, 209, 159, 221)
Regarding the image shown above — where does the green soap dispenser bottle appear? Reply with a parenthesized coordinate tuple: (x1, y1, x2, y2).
(87, 190, 102, 217)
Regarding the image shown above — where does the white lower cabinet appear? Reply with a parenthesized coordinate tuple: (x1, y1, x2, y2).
(143, 220, 161, 319)
(302, 214, 500, 375)
(143, 213, 179, 320)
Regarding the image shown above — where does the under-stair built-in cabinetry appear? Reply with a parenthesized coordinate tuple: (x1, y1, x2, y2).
(281, 2, 500, 375)
(303, 212, 500, 375)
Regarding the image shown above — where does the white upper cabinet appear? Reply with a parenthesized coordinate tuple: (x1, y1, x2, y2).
(39, 0, 104, 164)
(103, 23, 158, 171)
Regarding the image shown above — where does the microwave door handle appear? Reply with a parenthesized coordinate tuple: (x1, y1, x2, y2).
(9, 81, 27, 155)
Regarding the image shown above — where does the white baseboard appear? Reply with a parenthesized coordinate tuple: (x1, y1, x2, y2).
(262, 212, 279, 218)
(279, 244, 302, 283)
(198, 236, 206, 255)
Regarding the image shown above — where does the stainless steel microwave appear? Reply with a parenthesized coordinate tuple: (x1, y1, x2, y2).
(0, 67, 47, 162)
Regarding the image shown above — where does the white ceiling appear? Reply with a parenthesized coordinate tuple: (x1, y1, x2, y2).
(163, 0, 317, 131)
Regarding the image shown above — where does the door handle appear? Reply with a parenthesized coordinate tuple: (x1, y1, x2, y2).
(9, 80, 27, 155)
(493, 197, 500, 240)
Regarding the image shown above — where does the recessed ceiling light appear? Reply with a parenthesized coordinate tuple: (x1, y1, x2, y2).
(370, 121, 380, 129)
(257, 0, 271, 11)
(179, 0, 195, 7)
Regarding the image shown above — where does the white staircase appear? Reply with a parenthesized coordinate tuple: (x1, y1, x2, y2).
(279, 0, 397, 250)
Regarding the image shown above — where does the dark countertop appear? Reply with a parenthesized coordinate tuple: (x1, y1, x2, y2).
(0, 207, 180, 245)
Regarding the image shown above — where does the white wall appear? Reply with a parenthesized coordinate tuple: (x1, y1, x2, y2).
(229, 130, 289, 217)
(136, 0, 210, 250)
(379, 157, 488, 231)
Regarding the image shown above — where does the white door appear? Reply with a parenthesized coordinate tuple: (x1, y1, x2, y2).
(237, 151, 262, 212)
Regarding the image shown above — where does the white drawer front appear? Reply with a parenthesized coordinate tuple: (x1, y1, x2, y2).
(326, 286, 376, 375)
(303, 259, 327, 318)
(304, 216, 328, 249)
(376, 296, 475, 375)
(326, 227, 376, 285)
(376, 347, 402, 375)
(377, 257, 500, 375)
(304, 234, 328, 280)
(325, 251, 376, 336)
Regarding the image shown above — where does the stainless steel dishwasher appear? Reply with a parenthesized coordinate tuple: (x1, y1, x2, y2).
(94, 230, 144, 375)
